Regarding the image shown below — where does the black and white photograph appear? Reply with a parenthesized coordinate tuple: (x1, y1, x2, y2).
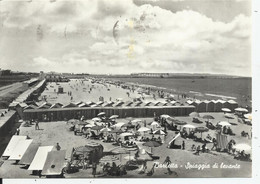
(0, 0, 253, 179)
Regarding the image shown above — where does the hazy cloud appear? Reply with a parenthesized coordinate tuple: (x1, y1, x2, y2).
(0, 0, 251, 76)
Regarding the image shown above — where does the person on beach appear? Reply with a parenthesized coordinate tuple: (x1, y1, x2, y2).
(35, 120, 40, 130)
(16, 128, 20, 135)
(163, 156, 173, 175)
(182, 141, 185, 150)
(56, 143, 61, 151)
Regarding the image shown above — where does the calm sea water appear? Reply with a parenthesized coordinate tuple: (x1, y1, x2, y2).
(109, 77, 252, 106)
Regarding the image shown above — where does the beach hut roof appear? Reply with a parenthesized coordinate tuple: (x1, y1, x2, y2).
(24, 104, 38, 110)
(124, 101, 133, 106)
(194, 100, 201, 104)
(78, 103, 90, 107)
(134, 101, 142, 106)
(211, 100, 218, 103)
(186, 100, 194, 105)
(86, 101, 95, 105)
(18, 102, 28, 108)
(96, 101, 104, 105)
(63, 103, 77, 108)
(38, 102, 52, 109)
(50, 103, 63, 109)
(204, 100, 211, 103)
(217, 99, 226, 104)
(75, 101, 84, 105)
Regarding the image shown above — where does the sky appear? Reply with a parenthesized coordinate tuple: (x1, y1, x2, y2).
(0, 0, 251, 76)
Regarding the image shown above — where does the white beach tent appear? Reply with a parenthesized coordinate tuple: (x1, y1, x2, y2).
(28, 146, 53, 171)
(2, 135, 27, 157)
(8, 139, 33, 160)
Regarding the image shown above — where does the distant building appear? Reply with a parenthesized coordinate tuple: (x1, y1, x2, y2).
(45, 72, 69, 82)
(0, 69, 11, 76)
(131, 73, 170, 78)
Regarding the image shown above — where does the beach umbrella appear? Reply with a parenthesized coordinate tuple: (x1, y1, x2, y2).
(143, 141, 161, 154)
(131, 119, 142, 123)
(112, 122, 126, 129)
(136, 151, 153, 161)
(218, 121, 231, 126)
(68, 119, 79, 125)
(99, 155, 119, 164)
(202, 115, 215, 122)
(222, 108, 231, 113)
(233, 143, 251, 152)
(235, 108, 248, 113)
(91, 125, 103, 131)
(172, 119, 187, 126)
(110, 147, 130, 161)
(137, 127, 150, 132)
(78, 120, 88, 125)
(126, 117, 134, 121)
(153, 130, 166, 135)
(189, 112, 200, 117)
(110, 129, 123, 140)
(111, 129, 123, 134)
(120, 132, 134, 137)
(100, 127, 111, 133)
(160, 114, 170, 119)
(109, 115, 119, 119)
(244, 113, 252, 120)
(195, 127, 209, 138)
(97, 112, 106, 116)
(225, 113, 235, 122)
(124, 155, 135, 160)
(167, 116, 175, 121)
(149, 121, 159, 127)
(74, 146, 93, 157)
(183, 124, 196, 129)
(85, 124, 94, 128)
(92, 117, 101, 122)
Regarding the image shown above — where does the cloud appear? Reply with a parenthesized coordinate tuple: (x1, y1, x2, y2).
(0, 0, 251, 76)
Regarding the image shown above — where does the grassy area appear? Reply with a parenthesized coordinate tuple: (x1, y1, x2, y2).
(0, 86, 28, 109)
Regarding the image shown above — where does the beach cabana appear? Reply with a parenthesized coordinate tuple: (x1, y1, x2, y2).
(28, 146, 54, 171)
(8, 139, 33, 161)
(218, 100, 229, 109)
(213, 100, 222, 112)
(204, 100, 214, 112)
(197, 101, 206, 112)
(216, 133, 228, 151)
(24, 105, 38, 110)
(227, 100, 238, 112)
(41, 150, 66, 177)
(2, 135, 27, 157)
(73, 142, 104, 163)
(186, 100, 194, 106)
